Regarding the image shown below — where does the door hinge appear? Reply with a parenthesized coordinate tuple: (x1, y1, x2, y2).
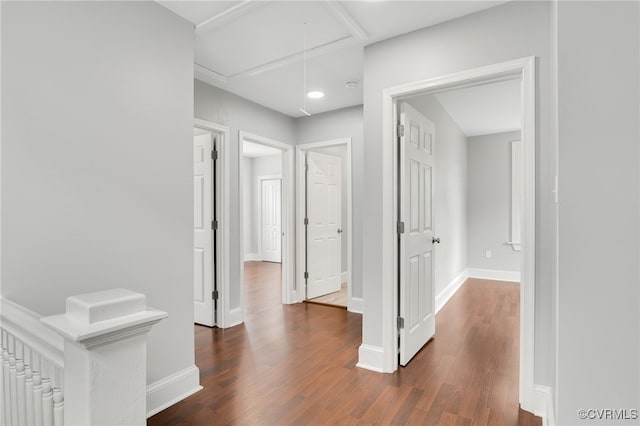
(397, 221, 405, 234)
(304, 217, 309, 225)
(211, 149, 218, 160)
(212, 220, 218, 230)
(397, 124, 405, 137)
(397, 317, 405, 329)
(304, 271, 309, 280)
(212, 290, 219, 300)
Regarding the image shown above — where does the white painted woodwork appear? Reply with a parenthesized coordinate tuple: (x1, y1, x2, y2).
(398, 102, 436, 366)
(193, 133, 215, 326)
(306, 151, 342, 299)
(0, 302, 65, 426)
(261, 179, 282, 263)
(41, 289, 167, 426)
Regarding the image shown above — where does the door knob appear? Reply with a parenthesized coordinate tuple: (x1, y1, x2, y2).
(337, 228, 343, 234)
(432, 237, 440, 244)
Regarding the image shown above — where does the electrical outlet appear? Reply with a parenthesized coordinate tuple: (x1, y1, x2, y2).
(485, 250, 492, 259)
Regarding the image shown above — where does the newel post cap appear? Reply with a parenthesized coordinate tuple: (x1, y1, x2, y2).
(41, 288, 167, 348)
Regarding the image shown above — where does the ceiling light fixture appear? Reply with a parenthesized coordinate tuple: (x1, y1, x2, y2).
(345, 81, 359, 89)
(307, 90, 324, 99)
(299, 22, 312, 117)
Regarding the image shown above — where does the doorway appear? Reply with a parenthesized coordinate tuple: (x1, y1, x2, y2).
(239, 131, 295, 324)
(296, 138, 353, 311)
(377, 57, 536, 409)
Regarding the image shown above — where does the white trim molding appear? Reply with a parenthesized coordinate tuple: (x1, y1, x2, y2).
(533, 385, 556, 426)
(436, 270, 468, 314)
(467, 268, 521, 283)
(348, 297, 363, 314)
(356, 344, 385, 373)
(146, 365, 202, 418)
(244, 253, 260, 262)
(372, 57, 537, 411)
(226, 307, 243, 329)
(194, 118, 231, 329)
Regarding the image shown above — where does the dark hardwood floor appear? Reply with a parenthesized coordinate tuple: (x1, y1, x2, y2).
(149, 262, 541, 425)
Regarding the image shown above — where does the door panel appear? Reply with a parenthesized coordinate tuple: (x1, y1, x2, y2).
(194, 133, 214, 326)
(399, 102, 436, 366)
(261, 178, 282, 262)
(306, 151, 342, 299)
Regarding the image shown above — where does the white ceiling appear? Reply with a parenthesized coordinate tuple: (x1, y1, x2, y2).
(434, 78, 521, 137)
(158, 1, 507, 118)
(243, 140, 281, 158)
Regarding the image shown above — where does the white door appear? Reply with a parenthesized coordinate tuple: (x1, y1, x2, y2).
(306, 152, 342, 299)
(194, 133, 214, 326)
(399, 102, 436, 366)
(261, 179, 282, 262)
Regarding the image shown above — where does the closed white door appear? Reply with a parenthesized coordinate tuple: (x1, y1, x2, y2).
(399, 102, 436, 366)
(194, 133, 214, 326)
(261, 178, 282, 262)
(306, 152, 342, 299)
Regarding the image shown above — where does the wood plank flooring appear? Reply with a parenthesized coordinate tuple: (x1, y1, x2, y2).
(148, 262, 541, 425)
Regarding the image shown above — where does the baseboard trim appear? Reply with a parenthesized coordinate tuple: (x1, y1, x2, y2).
(356, 344, 385, 372)
(532, 385, 555, 426)
(244, 253, 260, 262)
(436, 270, 468, 314)
(467, 268, 520, 283)
(225, 307, 243, 328)
(348, 297, 363, 314)
(146, 365, 202, 418)
(341, 271, 348, 284)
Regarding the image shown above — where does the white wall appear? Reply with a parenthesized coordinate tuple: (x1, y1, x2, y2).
(467, 131, 521, 273)
(1, 0, 195, 387)
(242, 156, 254, 257)
(195, 81, 296, 309)
(310, 145, 348, 275)
(407, 95, 467, 297)
(557, 2, 639, 424)
(361, 1, 555, 386)
(296, 106, 363, 298)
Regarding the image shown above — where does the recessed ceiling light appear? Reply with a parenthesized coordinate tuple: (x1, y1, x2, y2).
(307, 91, 324, 99)
(345, 81, 359, 89)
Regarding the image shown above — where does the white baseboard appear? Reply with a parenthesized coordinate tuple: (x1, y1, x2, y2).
(467, 268, 521, 283)
(225, 307, 243, 328)
(532, 385, 555, 426)
(146, 365, 202, 418)
(436, 269, 468, 314)
(348, 297, 363, 314)
(244, 253, 260, 262)
(341, 271, 348, 284)
(356, 344, 385, 372)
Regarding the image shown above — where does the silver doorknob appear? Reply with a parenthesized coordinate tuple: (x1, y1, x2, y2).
(337, 228, 343, 234)
(432, 237, 440, 244)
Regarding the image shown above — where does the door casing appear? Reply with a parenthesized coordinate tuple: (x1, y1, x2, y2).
(295, 138, 355, 311)
(374, 57, 536, 412)
(194, 118, 230, 328)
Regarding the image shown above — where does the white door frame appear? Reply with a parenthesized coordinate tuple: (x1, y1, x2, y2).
(257, 175, 282, 262)
(295, 138, 353, 311)
(194, 118, 230, 328)
(239, 131, 295, 308)
(379, 57, 536, 411)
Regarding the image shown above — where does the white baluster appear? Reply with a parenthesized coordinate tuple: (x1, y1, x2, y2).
(52, 388, 64, 426)
(0, 331, 5, 426)
(25, 362, 34, 426)
(2, 341, 11, 426)
(16, 357, 27, 425)
(9, 337, 18, 426)
(42, 378, 53, 426)
(32, 370, 42, 426)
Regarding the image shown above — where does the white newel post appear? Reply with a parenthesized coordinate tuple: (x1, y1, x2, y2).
(41, 289, 167, 426)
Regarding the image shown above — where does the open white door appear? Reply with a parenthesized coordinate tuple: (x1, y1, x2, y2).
(194, 133, 215, 326)
(306, 152, 342, 299)
(261, 178, 282, 262)
(399, 102, 436, 366)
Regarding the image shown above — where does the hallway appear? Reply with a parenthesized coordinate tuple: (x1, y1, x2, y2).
(149, 264, 540, 425)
